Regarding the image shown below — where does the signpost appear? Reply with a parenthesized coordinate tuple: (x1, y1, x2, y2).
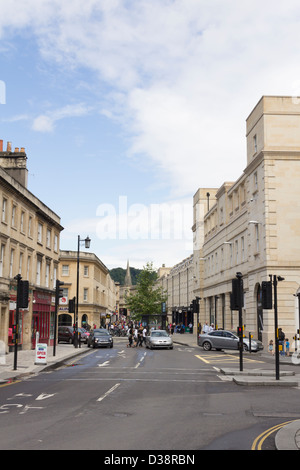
(35, 343, 47, 365)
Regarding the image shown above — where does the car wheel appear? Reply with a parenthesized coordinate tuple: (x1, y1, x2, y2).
(87, 342, 90, 348)
(69, 338, 73, 344)
(243, 344, 248, 351)
(203, 341, 212, 351)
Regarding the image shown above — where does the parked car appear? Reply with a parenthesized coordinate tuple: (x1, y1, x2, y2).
(145, 330, 173, 349)
(198, 329, 263, 352)
(87, 328, 113, 348)
(58, 326, 74, 344)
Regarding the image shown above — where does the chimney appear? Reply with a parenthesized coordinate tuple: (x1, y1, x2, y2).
(0, 140, 28, 187)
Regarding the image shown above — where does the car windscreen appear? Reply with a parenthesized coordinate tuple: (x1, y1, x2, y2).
(151, 331, 168, 337)
(94, 331, 109, 336)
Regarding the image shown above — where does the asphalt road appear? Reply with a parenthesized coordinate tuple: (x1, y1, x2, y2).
(1, 340, 300, 451)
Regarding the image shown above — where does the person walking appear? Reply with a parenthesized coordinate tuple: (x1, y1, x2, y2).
(127, 327, 133, 348)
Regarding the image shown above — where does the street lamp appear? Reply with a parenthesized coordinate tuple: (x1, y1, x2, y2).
(75, 235, 91, 348)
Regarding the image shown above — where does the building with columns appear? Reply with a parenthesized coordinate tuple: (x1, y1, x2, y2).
(194, 96, 300, 347)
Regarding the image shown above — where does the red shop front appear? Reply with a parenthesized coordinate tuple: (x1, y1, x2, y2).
(32, 290, 55, 349)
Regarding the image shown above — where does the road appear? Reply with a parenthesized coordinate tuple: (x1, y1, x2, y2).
(1, 339, 300, 451)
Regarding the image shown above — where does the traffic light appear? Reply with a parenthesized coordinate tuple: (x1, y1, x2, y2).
(237, 326, 244, 338)
(231, 278, 244, 310)
(262, 281, 272, 309)
(69, 297, 75, 313)
(18, 280, 29, 308)
(55, 279, 64, 300)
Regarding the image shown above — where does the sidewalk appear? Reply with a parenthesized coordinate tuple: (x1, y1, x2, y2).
(1, 333, 300, 450)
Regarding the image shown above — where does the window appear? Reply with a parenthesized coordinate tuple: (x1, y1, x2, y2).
(9, 249, 14, 277)
(254, 172, 258, 191)
(83, 288, 88, 301)
(235, 240, 239, 264)
(62, 265, 69, 276)
(2, 197, 7, 222)
(84, 265, 89, 276)
(19, 252, 23, 275)
(0, 244, 4, 276)
(36, 258, 41, 285)
(28, 216, 32, 237)
(20, 211, 25, 233)
(46, 229, 51, 248)
(45, 263, 50, 287)
(253, 134, 257, 153)
(53, 266, 57, 288)
(255, 224, 259, 252)
(241, 236, 245, 261)
(11, 204, 17, 228)
(27, 256, 31, 281)
(37, 222, 43, 243)
(54, 234, 58, 252)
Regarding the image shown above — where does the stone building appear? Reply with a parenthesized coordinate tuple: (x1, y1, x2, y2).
(195, 96, 300, 347)
(0, 140, 63, 351)
(58, 250, 118, 328)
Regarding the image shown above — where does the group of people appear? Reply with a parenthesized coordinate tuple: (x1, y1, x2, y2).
(268, 328, 290, 356)
(127, 324, 149, 348)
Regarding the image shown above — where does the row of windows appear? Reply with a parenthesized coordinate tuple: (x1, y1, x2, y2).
(62, 287, 90, 302)
(204, 230, 260, 276)
(1, 196, 59, 252)
(0, 242, 58, 288)
(205, 172, 259, 237)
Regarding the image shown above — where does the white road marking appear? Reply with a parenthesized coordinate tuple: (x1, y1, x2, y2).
(97, 383, 120, 402)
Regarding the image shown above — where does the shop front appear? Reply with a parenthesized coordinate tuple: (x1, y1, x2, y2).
(31, 290, 55, 349)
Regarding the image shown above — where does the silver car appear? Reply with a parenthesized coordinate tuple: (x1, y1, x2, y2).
(145, 330, 173, 349)
(198, 330, 263, 352)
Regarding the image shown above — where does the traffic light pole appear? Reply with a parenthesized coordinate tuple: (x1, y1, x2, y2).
(273, 275, 280, 380)
(13, 274, 21, 370)
(237, 272, 243, 372)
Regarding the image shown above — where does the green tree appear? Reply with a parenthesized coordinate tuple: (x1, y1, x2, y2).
(125, 261, 167, 321)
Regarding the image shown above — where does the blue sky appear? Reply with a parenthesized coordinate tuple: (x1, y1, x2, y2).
(1, 0, 300, 269)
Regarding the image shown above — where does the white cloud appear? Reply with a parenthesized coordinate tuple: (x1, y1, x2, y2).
(32, 103, 92, 132)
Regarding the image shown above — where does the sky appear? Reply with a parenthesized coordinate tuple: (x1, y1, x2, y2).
(1, 0, 300, 270)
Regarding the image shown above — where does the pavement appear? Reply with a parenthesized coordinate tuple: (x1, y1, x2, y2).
(1, 332, 300, 450)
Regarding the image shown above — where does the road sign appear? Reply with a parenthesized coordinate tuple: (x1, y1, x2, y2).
(35, 343, 47, 365)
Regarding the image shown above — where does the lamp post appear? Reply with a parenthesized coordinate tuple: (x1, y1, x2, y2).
(74, 235, 91, 348)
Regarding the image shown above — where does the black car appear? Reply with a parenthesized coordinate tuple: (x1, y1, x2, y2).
(58, 326, 74, 344)
(87, 329, 113, 348)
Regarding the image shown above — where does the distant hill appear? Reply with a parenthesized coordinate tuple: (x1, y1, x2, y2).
(109, 267, 142, 285)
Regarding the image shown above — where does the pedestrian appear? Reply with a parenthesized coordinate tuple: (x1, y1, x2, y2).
(133, 327, 138, 347)
(208, 323, 214, 333)
(285, 338, 290, 356)
(203, 322, 209, 334)
(268, 339, 274, 355)
(142, 326, 147, 345)
(127, 327, 133, 348)
(137, 327, 143, 347)
(278, 328, 285, 356)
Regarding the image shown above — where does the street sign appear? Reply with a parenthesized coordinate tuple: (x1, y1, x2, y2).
(35, 343, 47, 365)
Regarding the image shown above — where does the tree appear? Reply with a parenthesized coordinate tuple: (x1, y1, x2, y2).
(124, 262, 167, 322)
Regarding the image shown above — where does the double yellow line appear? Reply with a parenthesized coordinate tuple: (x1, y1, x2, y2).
(251, 420, 294, 450)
